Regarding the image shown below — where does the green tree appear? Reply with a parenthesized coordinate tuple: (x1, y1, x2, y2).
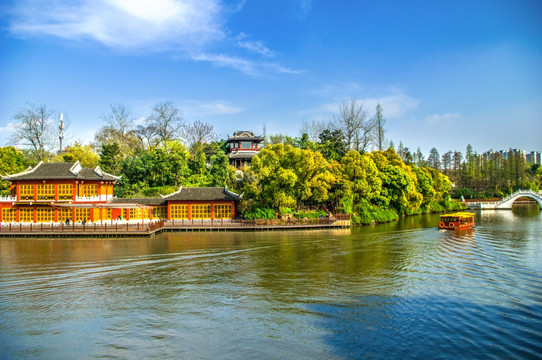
(51, 142, 100, 168)
(318, 129, 347, 161)
(0, 146, 30, 196)
(251, 144, 334, 211)
(99, 142, 122, 174)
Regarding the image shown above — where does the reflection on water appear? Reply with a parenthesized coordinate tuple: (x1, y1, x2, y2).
(1, 207, 541, 359)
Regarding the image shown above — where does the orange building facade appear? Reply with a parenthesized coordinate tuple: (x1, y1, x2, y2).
(1, 162, 240, 224)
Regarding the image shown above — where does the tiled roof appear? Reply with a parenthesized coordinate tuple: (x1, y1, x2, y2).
(2, 161, 120, 181)
(227, 152, 259, 159)
(108, 187, 241, 206)
(226, 130, 264, 142)
(108, 198, 166, 206)
(164, 187, 241, 201)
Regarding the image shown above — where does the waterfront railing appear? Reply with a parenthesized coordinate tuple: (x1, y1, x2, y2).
(0, 214, 351, 235)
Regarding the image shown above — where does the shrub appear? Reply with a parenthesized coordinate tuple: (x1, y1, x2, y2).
(244, 207, 275, 220)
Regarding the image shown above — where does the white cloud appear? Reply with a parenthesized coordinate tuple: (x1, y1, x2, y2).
(424, 112, 460, 124)
(9, 0, 223, 51)
(235, 33, 275, 57)
(182, 100, 245, 118)
(192, 53, 300, 76)
(364, 93, 420, 119)
(302, 89, 419, 121)
(7, 0, 296, 75)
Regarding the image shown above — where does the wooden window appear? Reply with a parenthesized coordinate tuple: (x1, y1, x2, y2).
(170, 204, 188, 219)
(19, 185, 34, 201)
(152, 206, 167, 219)
(213, 204, 232, 219)
(191, 204, 211, 219)
(36, 207, 54, 222)
(101, 208, 112, 220)
(19, 208, 33, 222)
(2, 208, 16, 222)
(75, 208, 90, 222)
(128, 208, 149, 220)
(58, 184, 73, 200)
(82, 184, 98, 197)
(59, 208, 73, 222)
(37, 184, 55, 200)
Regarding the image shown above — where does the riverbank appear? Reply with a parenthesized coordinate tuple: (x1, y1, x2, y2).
(0, 218, 351, 238)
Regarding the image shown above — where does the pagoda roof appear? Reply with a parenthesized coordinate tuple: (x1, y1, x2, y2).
(226, 130, 264, 142)
(1, 161, 121, 182)
(163, 186, 241, 201)
(107, 187, 241, 206)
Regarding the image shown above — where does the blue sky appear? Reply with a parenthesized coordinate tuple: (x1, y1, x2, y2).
(1, 0, 541, 156)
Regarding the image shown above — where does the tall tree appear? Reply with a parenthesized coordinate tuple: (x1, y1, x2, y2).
(94, 104, 139, 156)
(99, 142, 122, 174)
(427, 147, 441, 169)
(182, 120, 217, 161)
(299, 120, 328, 143)
(146, 101, 184, 146)
(332, 98, 375, 152)
(441, 151, 452, 174)
(414, 147, 426, 167)
(10, 103, 56, 161)
(374, 103, 387, 151)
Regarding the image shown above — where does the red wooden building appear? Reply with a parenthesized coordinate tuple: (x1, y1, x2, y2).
(1, 162, 241, 224)
(225, 130, 264, 169)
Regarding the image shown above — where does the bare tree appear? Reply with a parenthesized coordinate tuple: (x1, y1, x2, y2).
(332, 98, 375, 152)
(146, 101, 184, 146)
(182, 121, 217, 149)
(134, 124, 157, 149)
(94, 104, 139, 155)
(10, 103, 56, 161)
(182, 120, 217, 160)
(299, 120, 328, 143)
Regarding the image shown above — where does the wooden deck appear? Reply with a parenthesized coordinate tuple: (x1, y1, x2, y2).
(0, 217, 351, 238)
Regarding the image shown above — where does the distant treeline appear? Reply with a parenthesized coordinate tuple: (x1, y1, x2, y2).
(394, 143, 541, 199)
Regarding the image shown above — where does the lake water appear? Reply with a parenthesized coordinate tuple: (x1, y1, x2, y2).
(1, 206, 541, 359)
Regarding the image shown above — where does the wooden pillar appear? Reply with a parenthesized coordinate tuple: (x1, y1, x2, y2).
(33, 207, 37, 223)
(231, 201, 235, 219)
(211, 202, 214, 220)
(0, 206, 3, 223)
(33, 184, 37, 202)
(54, 208, 58, 222)
(73, 183, 77, 201)
(167, 202, 171, 220)
(54, 184, 58, 201)
(16, 183, 20, 201)
(188, 203, 192, 221)
(16, 208, 20, 222)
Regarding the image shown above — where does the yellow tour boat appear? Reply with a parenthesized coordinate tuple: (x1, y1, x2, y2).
(438, 212, 475, 230)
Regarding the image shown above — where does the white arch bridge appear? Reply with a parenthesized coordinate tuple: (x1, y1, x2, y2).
(466, 189, 542, 210)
